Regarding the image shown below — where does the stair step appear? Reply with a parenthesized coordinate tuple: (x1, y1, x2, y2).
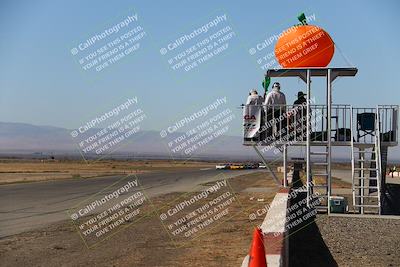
(356, 159, 377, 162)
(354, 195, 379, 198)
(312, 184, 328, 188)
(292, 188, 307, 193)
(353, 177, 378, 180)
(354, 168, 378, 171)
(314, 205, 328, 209)
(312, 162, 328, 166)
(311, 151, 328, 155)
(353, 186, 379, 189)
(353, 151, 375, 153)
(313, 173, 329, 176)
(314, 194, 328, 197)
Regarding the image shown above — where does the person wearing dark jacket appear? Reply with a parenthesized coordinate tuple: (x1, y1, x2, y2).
(293, 91, 308, 141)
(294, 91, 307, 105)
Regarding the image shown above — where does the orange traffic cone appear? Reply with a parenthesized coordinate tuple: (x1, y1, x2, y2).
(248, 227, 267, 267)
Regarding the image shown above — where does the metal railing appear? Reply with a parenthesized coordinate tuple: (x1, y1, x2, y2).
(352, 105, 398, 144)
(243, 104, 398, 146)
(378, 105, 398, 144)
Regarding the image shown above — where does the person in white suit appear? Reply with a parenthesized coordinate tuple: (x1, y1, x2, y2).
(264, 82, 287, 139)
(246, 89, 264, 105)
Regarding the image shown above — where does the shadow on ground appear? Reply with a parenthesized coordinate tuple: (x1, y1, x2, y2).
(288, 177, 338, 267)
(382, 183, 400, 215)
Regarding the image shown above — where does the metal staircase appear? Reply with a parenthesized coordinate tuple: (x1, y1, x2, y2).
(308, 148, 330, 211)
(306, 104, 332, 212)
(351, 106, 382, 214)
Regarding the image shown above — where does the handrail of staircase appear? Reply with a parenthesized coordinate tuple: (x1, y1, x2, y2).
(350, 106, 356, 207)
(375, 105, 382, 215)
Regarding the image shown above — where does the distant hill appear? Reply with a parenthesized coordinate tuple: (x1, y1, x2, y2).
(0, 122, 258, 160)
(0, 122, 398, 162)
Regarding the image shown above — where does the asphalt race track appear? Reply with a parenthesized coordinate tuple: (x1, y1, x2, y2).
(0, 168, 258, 238)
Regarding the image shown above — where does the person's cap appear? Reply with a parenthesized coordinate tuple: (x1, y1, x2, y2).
(297, 91, 306, 98)
(272, 82, 280, 88)
(250, 89, 258, 94)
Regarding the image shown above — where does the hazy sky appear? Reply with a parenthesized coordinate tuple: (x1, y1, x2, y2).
(0, 0, 399, 136)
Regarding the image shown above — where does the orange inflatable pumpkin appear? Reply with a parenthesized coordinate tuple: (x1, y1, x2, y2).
(274, 25, 334, 68)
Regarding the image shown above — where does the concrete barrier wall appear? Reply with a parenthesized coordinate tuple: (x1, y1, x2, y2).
(242, 188, 290, 267)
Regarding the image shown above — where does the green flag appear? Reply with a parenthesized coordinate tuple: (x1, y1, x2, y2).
(262, 76, 271, 93)
(297, 12, 307, 25)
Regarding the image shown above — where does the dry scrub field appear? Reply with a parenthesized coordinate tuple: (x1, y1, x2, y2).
(0, 159, 216, 184)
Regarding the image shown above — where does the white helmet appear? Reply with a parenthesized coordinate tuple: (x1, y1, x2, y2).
(250, 89, 258, 95)
(272, 82, 281, 90)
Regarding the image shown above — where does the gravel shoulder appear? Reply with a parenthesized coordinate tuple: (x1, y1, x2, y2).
(315, 215, 400, 267)
(290, 212, 400, 266)
(288, 177, 400, 267)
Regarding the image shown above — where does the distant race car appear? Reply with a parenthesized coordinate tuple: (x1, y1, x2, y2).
(244, 163, 259, 169)
(230, 164, 244, 170)
(258, 163, 267, 169)
(216, 163, 231, 170)
(217, 163, 259, 170)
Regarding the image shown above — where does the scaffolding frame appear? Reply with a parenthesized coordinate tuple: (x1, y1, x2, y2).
(244, 68, 398, 215)
(265, 67, 358, 214)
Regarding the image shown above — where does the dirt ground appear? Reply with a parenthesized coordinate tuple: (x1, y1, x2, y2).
(0, 159, 352, 185)
(317, 215, 400, 267)
(0, 172, 278, 267)
(289, 213, 400, 267)
(0, 159, 216, 184)
(287, 183, 400, 267)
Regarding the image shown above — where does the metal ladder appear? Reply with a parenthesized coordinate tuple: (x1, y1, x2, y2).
(308, 148, 330, 211)
(351, 106, 382, 214)
(306, 105, 331, 212)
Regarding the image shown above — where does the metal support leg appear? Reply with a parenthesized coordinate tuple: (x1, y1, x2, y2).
(253, 146, 280, 186)
(283, 144, 288, 187)
(360, 149, 365, 214)
(306, 69, 311, 207)
(327, 69, 332, 215)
